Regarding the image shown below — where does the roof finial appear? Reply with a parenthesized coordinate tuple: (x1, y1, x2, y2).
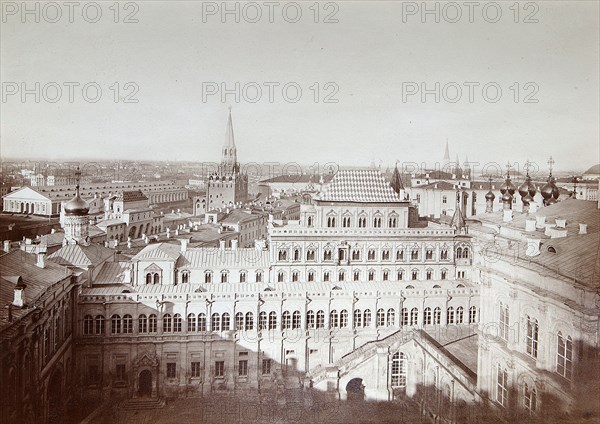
(524, 159, 531, 177)
(505, 161, 512, 179)
(547, 156, 555, 177)
(74, 166, 82, 192)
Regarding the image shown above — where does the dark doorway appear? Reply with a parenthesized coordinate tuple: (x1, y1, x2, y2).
(346, 378, 365, 401)
(138, 370, 152, 397)
(47, 370, 63, 424)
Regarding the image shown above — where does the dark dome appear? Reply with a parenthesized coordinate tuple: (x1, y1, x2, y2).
(64, 194, 89, 216)
(519, 177, 537, 200)
(501, 192, 512, 203)
(485, 190, 495, 200)
(541, 177, 559, 202)
(500, 177, 517, 196)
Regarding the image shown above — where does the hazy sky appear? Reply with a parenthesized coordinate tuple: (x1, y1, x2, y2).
(1, 1, 598, 172)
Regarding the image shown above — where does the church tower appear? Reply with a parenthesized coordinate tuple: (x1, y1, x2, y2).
(62, 167, 90, 245)
(204, 108, 248, 212)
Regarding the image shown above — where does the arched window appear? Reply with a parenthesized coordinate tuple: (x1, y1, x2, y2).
(397, 269, 404, 281)
(330, 310, 339, 328)
(277, 271, 285, 283)
(411, 269, 418, 280)
(146, 314, 156, 333)
(323, 271, 330, 282)
(397, 249, 404, 261)
(316, 311, 325, 329)
(187, 313, 196, 332)
(456, 306, 464, 324)
(259, 311, 267, 330)
(456, 247, 463, 258)
(94, 315, 105, 335)
(205, 271, 212, 283)
(163, 314, 172, 333)
(382, 249, 390, 260)
(423, 308, 432, 325)
(354, 309, 362, 327)
(368, 270, 375, 281)
(239, 272, 246, 283)
(469, 306, 477, 323)
(181, 271, 190, 284)
(338, 270, 345, 281)
(256, 271, 263, 283)
(211, 313, 220, 332)
(433, 307, 441, 325)
(368, 249, 376, 260)
(440, 248, 448, 260)
(153, 274, 160, 284)
(401, 308, 408, 326)
(447, 307, 455, 324)
(411, 249, 419, 260)
(173, 314, 182, 332)
(235, 312, 244, 330)
(340, 310, 349, 328)
(123, 314, 133, 333)
(306, 310, 315, 329)
(221, 271, 228, 283)
(222, 313, 231, 331)
(245, 312, 254, 330)
(307, 216, 314, 227)
(293, 249, 300, 261)
(292, 311, 301, 329)
(308, 271, 315, 282)
(146, 273, 152, 284)
(388, 217, 397, 227)
(496, 364, 508, 407)
(557, 332, 573, 380)
(387, 309, 395, 327)
(198, 313, 206, 332)
(410, 308, 418, 325)
(391, 352, 407, 388)
(323, 249, 332, 260)
(268, 311, 277, 330)
(83, 315, 93, 335)
(352, 249, 360, 260)
(278, 250, 287, 260)
(526, 316, 539, 358)
(524, 383, 537, 413)
(111, 314, 121, 334)
(353, 270, 360, 281)
(363, 309, 372, 327)
(306, 249, 315, 261)
(282, 311, 291, 329)
(376, 309, 385, 327)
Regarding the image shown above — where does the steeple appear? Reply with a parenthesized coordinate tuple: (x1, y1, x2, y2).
(443, 139, 450, 163)
(450, 190, 466, 233)
(221, 107, 238, 175)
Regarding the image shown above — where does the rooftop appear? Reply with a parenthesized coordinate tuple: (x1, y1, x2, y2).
(317, 170, 403, 203)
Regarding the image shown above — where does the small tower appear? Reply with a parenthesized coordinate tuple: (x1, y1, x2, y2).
(485, 176, 496, 213)
(541, 156, 560, 206)
(389, 161, 406, 200)
(518, 160, 537, 213)
(450, 190, 466, 234)
(62, 167, 90, 245)
(442, 139, 451, 169)
(500, 162, 517, 210)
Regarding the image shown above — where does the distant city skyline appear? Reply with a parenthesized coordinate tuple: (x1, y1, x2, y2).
(2, 2, 598, 170)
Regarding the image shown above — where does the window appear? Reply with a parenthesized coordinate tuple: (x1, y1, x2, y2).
(198, 313, 206, 331)
(389, 217, 397, 227)
(262, 359, 272, 375)
(368, 270, 375, 281)
(123, 314, 133, 334)
(411, 249, 419, 260)
(456, 306, 464, 324)
(173, 314, 182, 332)
(292, 311, 301, 329)
(342, 216, 351, 227)
(526, 316, 539, 358)
(383, 270, 389, 281)
(496, 364, 508, 407)
(441, 270, 447, 280)
(426, 270, 433, 280)
(352, 250, 360, 260)
(523, 383, 537, 414)
(293, 249, 300, 261)
(410, 308, 418, 325)
(221, 272, 228, 283)
(245, 312, 254, 330)
(401, 308, 408, 326)
(240, 272, 246, 283)
(469, 306, 477, 323)
(278, 250, 287, 261)
(338, 271, 345, 281)
(215, 361, 225, 378)
(327, 216, 336, 227)
(442, 195, 447, 204)
(556, 332, 573, 380)
(411, 270, 418, 281)
(368, 249, 376, 260)
(83, 315, 93, 335)
(268, 312, 277, 330)
(330, 310, 339, 328)
(447, 307, 455, 324)
(191, 362, 201, 378)
(306, 249, 315, 261)
(397, 270, 404, 281)
(277, 271, 284, 283)
(316, 311, 325, 329)
(139, 314, 148, 333)
(292, 271, 299, 282)
(211, 313, 220, 332)
(116, 364, 126, 381)
(306, 310, 315, 329)
(259, 312, 267, 330)
(95, 315, 105, 335)
(440, 249, 448, 260)
(433, 307, 441, 325)
(353, 270, 360, 281)
(340, 310, 349, 328)
(391, 352, 407, 388)
(358, 217, 366, 227)
(323, 271, 330, 282)
(238, 360, 248, 377)
(221, 313, 230, 330)
(397, 249, 404, 261)
(205, 272, 212, 283)
(373, 216, 382, 227)
(354, 309, 362, 328)
(499, 303, 509, 340)
(163, 314, 172, 333)
(423, 307, 432, 325)
(282, 311, 291, 329)
(425, 249, 433, 260)
(387, 309, 395, 327)
(363, 309, 372, 327)
(166, 363, 176, 379)
(187, 313, 196, 332)
(111, 314, 121, 334)
(235, 312, 244, 330)
(308, 271, 315, 282)
(376, 309, 385, 327)
(382, 249, 390, 260)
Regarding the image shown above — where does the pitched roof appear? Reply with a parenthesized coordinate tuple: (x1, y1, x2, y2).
(177, 248, 270, 269)
(117, 190, 148, 202)
(131, 242, 182, 261)
(318, 170, 402, 202)
(47, 244, 115, 267)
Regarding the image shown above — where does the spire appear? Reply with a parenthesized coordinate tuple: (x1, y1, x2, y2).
(389, 161, 405, 197)
(443, 139, 450, 162)
(450, 190, 466, 231)
(225, 106, 235, 148)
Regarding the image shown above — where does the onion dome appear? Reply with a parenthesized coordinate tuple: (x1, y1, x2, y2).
(485, 190, 495, 201)
(501, 191, 512, 203)
(541, 176, 559, 202)
(64, 192, 89, 216)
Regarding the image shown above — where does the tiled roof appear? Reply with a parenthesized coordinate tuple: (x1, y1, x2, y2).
(47, 244, 115, 267)
(318, 170, 402, 202)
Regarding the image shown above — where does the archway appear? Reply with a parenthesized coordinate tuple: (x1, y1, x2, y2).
(47, 369, 63, 423)
(346, 378, 365, 401)
(138, 370, 152, 397)
(129, 226, 137, 239)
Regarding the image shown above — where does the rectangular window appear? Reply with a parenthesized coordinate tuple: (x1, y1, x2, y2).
(191, 362, 202, 378)
(116, 364, 126, 381)
(556, 334, 573, 380)
(499, 304, 509, 341)
(496, 364, 508, 407)
(215, 361, 225, 378)
(526, 317, 539, 358)
(262, 359, 272, 375)
(166, 362, 176, 379)
(88, 364, 100, 384)
(238, 360, 248, 377)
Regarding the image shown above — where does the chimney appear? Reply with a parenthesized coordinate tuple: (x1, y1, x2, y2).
(181, 238, 188, 253)
(529, 201, 538, 214)
(3, 240, 10, 253)
(555, 218, 566, 229)
(525, 219, 536, 232)
(503, 209, 513, 223)
(525, 238, 541, 257)
(579, 223, 588, 234)
(36, 248, 47, 268)
(13, 279, 26, 307)
(231, 239, 238, 250)
(535, 216, 546, 229)
(219, 240, 226, 250)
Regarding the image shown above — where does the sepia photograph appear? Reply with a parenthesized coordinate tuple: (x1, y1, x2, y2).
(1, 1, 599, 423)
